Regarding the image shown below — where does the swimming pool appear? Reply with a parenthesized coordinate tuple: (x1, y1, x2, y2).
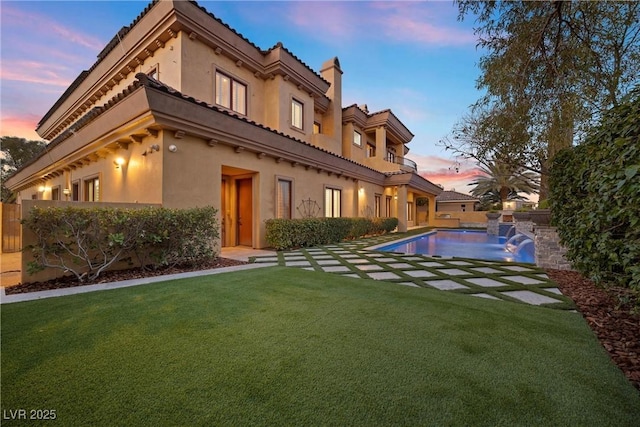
(377, 230, 535, 263)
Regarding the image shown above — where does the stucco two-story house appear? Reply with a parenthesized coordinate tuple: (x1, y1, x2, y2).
(5, 0, 442, 250)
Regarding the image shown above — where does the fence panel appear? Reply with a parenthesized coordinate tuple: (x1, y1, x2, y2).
(2, 203, 21, 253)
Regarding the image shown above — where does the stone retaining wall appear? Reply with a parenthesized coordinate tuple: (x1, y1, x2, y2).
(534, 225, 572, 270)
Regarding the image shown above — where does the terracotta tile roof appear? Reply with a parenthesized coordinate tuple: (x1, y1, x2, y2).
(436, 190, 479, 202)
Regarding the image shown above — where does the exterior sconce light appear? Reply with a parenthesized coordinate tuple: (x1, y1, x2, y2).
(63, 188, 71, 196)
(114, 157, 126, 169)
(168, 144, 178, 153)
(38, 186, 46, 193)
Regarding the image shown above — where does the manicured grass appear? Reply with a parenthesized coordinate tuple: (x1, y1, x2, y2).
(2, 267, 638, 425)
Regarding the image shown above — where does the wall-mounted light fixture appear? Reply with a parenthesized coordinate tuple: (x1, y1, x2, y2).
(38, 185, 46, 193)
(114, 157, 126, 169)
(63, 188, 71, 196)
(168, 144, 178, 153)
(142, 144, 160, 156)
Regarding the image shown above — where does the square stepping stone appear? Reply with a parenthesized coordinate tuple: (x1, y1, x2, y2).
(419, 262, 444, 268)
(343, 274, 361, 279)
(398, 282, 420, 288)
(401, 256, 424, 261)
(316, 260, 341, 266)
(465, 278, 507, 288)
(448, 260, 474, 266)
(285, 261, 311, 267)
(283, 256, 307, 261)
(425, 280, 469, 291)
(387, 263, 414, 269)
(536, 273, 550, 279)
(503, 275, 545, 285)
(501, 290, 562, 305)
(437, 268, 470, 276)
(501, 265, 535, 272)
(312, 255, 334, 260)
(544, 287, 563, 295)
(340, 254, 360, 259)
(368, 253, 384, 258)
(376, 257, 398, 263)
(322, 266, 351, 273)
(348, 259, 370, 264)
(470, 267, 503, 274)
(471, 293, 501, 300)
(302, 267, 316, 271)
(254, 257, 279, 263)
(332, 250, 350, 254)
(367, 272, 401, 280)
(405, 270, 437, 278)
(356, 264, 384, 271)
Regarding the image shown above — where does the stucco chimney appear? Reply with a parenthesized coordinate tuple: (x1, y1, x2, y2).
(320, 57, 343, 143)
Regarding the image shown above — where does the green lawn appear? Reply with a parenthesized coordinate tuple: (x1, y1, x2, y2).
(2, 267, 638, 425)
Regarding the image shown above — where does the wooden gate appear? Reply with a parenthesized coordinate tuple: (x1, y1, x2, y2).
(2, 203, 21, 253)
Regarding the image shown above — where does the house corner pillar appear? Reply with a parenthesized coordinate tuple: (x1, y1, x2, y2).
(397, 185, 408, 232)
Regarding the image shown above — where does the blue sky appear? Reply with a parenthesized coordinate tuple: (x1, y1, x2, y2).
(0, 0, 486, 193)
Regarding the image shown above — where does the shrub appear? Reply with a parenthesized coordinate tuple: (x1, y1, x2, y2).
(265, 217, 398, 250)
(23, 206, 219, 282)
(550, 87, 640, 292)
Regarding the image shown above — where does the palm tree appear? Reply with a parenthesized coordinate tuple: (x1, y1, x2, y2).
(469, 162, 539, 204)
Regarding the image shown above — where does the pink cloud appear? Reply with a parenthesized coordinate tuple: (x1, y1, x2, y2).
(2, 6, 104, 51)
(284, 2, 474, 47)
(286, 2, 355, 39)
(0, 60, 72, 87)
(0, 114, 42, 140)
(375, 3, 476, 46)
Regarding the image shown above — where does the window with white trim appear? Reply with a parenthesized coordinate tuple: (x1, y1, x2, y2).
(277, 178, 292, 219)
(354, 130, 362, 146)
(325, 187, 341, 218)
(215, 71, 247, 115)
(291, 99, 303, 129)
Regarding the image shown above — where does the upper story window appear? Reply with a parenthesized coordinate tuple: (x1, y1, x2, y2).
(387, 148, 396, 163)
(147, 66, 158, 80)
(52, 186, 60, 201)
(215, 71, 246, 115)
(354, 130, 362, 147)
(313, 121, 321, 134)
(291, 99, 303, 129)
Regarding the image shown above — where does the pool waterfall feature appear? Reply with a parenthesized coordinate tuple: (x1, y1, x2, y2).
(503, 225, 535, 260)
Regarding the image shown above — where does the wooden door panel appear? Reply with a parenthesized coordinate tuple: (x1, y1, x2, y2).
(237, 179, 252, 246)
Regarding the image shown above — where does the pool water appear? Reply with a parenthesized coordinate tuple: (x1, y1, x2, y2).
(378, 230, 535, 263)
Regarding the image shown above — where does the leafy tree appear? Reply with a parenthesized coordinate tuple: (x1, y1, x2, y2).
(1, 136, 47, 202)
(443, 1, 640, 199)
(469, 162, 539, 204)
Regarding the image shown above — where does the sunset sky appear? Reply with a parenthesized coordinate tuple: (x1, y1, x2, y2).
(0, 1, 487, 194)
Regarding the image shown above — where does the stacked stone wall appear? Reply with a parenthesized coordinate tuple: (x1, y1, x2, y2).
(534, 225, 572, 270)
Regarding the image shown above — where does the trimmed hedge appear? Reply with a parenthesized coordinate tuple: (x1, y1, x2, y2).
(550, 87, 639, 292)
(23, 206, 219, 282)
(265, 217, 398, 250)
